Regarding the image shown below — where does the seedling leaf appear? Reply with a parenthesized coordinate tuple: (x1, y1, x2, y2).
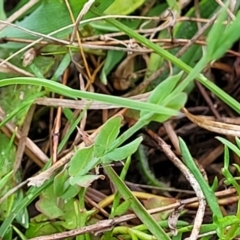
(54, 169, 69, 197)
(150, 92, 187, 122)
(102, 136, 142, 163)
(94, 116, 123, 157)
(140, 72, 183, 117)
(69, 145, 94, 176)
(60, 183, 80, 200)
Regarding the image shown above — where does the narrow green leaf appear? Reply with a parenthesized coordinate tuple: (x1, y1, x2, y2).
(233, 163, 240, 173)
(235, 137, 240, 149)
(207, 8, 240, 61)
(35, 186, 63, 219)
(104, 166, 170, 240)
(94, 116, 122, 157)
(100, 50, 125, 84)
(113, 199, 132, 217)
(0, 78, 179, 116)
(0, 171, 13, 192)
(53, 169, 69, 197)
(215, 215, 240, 239)
(216, 137, 240, 157)
(211, 177, 219, 191)
(223, 145, 230, 169)
(179, 138, 222, 219)
(0, 178, 53, 238)
(102, 136, 142, 162)
(92, 12, 240, 113)
(69, 145, 94, 176)
(206, 7, 227, 60)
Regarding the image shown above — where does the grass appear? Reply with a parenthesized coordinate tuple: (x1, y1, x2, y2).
(0, 0, 240, 239)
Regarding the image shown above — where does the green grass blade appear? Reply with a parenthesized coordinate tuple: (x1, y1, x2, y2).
(98, 17, 240, 113)
(103, 165, 171, 240)
(0, 77, 178, 116)
(179, 138, 222, 219)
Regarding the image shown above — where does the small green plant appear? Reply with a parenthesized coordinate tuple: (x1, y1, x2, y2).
(1, 0, 240, 239)
(214, 137, 240, 239)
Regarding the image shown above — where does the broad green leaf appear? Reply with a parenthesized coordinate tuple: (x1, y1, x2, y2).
(57, 199, 78, 230)
(26, 222, 60, 239)
(149, 92, 187, 122)
(60, 182, 80, 200)
(102, 136, 142, 163)
(0, 0, 113, 48)
(149, 72, 183, 105)
(69, 174, 103, 187)
(69, 145, 94, 176)
(164, 92, 187, 109)
(53, 169, 69, 197)
(140, 72, 183, 118)
(35, 186, 64, 219)
(77, 157, 100, 176)
(94, 116, 123, 157)
(0, 0, 6, 20)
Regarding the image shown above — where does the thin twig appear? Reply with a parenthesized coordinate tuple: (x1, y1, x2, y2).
(14, 105, 36, 172)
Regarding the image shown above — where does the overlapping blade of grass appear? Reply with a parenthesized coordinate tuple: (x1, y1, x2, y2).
(91, 11, 240, 113)
(0, 77, 178, 116)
